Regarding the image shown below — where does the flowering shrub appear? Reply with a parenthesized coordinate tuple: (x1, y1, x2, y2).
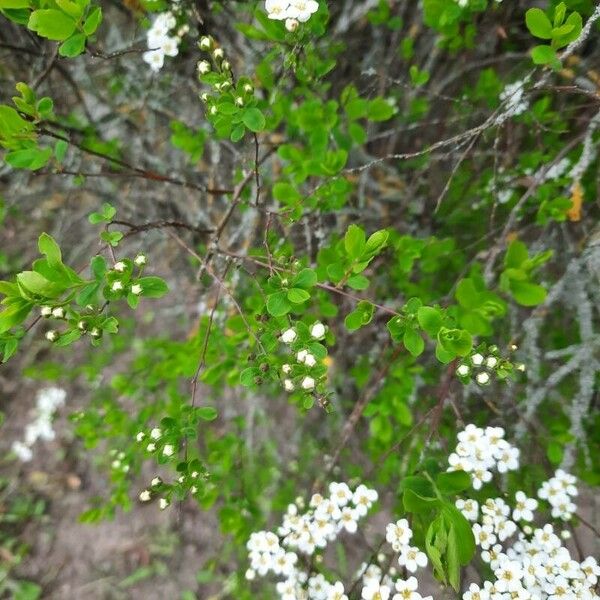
(0, 0, 599, 597)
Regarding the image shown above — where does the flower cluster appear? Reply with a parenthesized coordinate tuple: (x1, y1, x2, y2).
(11, 387, 66, 462)
(385, 519, 429, 575)
(463, 519, 599, 600)
(246, 482, 378, 598)
(538, 469, 578, 521)
(456, 347, 524, 386)
(447, 424, 520, 489)
(280, 322, 327, 394)
(143, 5, 189, 72)
(265, 0, 319, 31)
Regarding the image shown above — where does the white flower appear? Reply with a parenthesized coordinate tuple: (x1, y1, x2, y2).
(111, 280, 124, 292)
(284, 379, 294, 392)
(476, 371, 490, 385)
(212, 48, 224, 60)
(134, 254, 147, 266)
(282, 363, 292, 374)
(45, 330, 58, 342)
(285, 17, 299, 31)
(339, 506, 359, 533)
(245, 568, 255, 580)
(199, 36, 212, 51)
(139, 490, 151, 502)
(494, 560, 523, 593)
(301, 376, 315, 390)
(151, 477, 162, 487)
(456, 499, 479, 521)
(11, 441, 33, 462)
(353, 484, 378, 516)
(486, 356, 498, 368)
(265, 0, 290, 20)
(143, 49, 165, 72)
(197, 60, 211, 74)
(473, 524, 497, 549)
(330, 482, 353, 506)
(304, 353, 317, 367)
(131, 284, 142, 295)
(163, 444, 174, 457)
(513, 491, 538, 521)
(288, 0, 319, 22)
(581, 557, 600, 585)
(310, 321, 326, 339)
(362, 582, 391, 600)
(393, 577, 420, 600)
(40, 306, 52, 317)
(146, 442, 156, 452)
(51, 307, 65, 319)
(457, 364, 470, 376)
(159, 498, 169, 510)
(386, 519, 412, 547)
(471, 353, 484, 366)
(297, 349, 308, 363)
(327, 581, 348, 600)
(281, 328, 297, 343)
(397, 546, 428, 573)
(113, 261, 126, 272)
(462, 583, 490, 600)
(150, 428, 162, 440)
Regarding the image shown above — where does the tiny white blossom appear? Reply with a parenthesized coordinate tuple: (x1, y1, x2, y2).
(301, 376, 315, 390)
(281, 328, 297, 343)
(139, 490, 151, 502)
(310, 321, 326, 339)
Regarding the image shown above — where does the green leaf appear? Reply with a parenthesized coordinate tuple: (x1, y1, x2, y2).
(435, 470, 471, 495)
(403, 327, 424, 357)
(287, 288, 310, 304)
(241, 108, 266, 132)
(366, 97, 394, 121)
(525, 8, 553, 39)
(344, 224, 366, 259)
(417, 306, 443, 336)
(0, 299, 33, 333)
(346, 274, 369, 290)
(437, 327, 472, 357)
(196, 406, 218, 421)
(0, 0, 31, 7)
(59, 33, 86, 57)
(292, 268, 317, 289)
(83, 6, 102, 35)
(344, 301, 374, 331)
(5, 147, 52, 170)
(531, 45, 559, 67)
(28, 9, 77, 41)
(38, 233, 62, 268)
(266, 291, 291, 316)
(17, 271, 60, 297)
(509, 280, 547, 306)
(240, 367, 260, 387)
(137, 276, 169, 298)
(403, 488, 440, 514)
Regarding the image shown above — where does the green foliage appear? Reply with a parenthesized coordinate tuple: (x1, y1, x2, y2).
(526, 3, 582, 68)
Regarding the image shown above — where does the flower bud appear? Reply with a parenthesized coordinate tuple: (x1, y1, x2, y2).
(139, 490, 151, 502)
(285, 18, 299, 32)
(113, 261, 126, 272)
(134, 254, 147, 266)
(199, 36, 213, 51)
(45, 330, 58, 342)
(197, 60, 211, 74)
(131, 283, 143, 295)
(41, 306, 52, 317)
(52, 307, 65, 319)
(212, 48, 224, 61)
